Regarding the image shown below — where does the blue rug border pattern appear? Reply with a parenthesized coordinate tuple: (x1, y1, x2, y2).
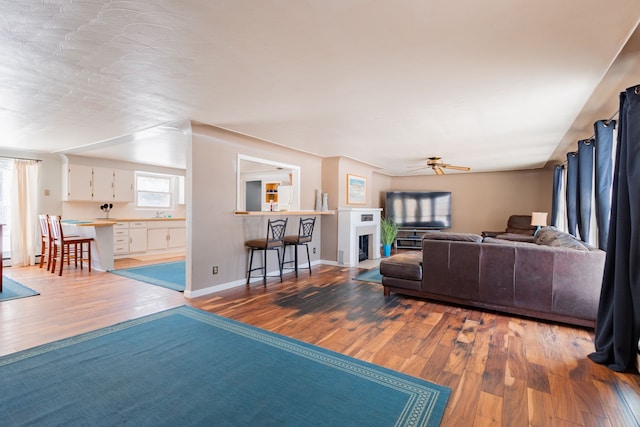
(110, 261, 185, 291)
(1, 306, 450, 426)
(0, 277, 40, 302)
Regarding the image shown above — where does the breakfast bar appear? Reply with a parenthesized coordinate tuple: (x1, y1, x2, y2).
(61, 220, 116, 271)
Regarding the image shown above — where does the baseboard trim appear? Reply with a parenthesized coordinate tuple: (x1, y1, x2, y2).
(184, 260, 326, 298)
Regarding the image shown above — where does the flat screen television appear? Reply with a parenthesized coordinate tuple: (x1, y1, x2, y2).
(385, 191, 452, 229)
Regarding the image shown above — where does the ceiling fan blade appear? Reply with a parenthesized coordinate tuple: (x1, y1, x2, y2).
(442, 164, 471, 171)
(434, 166, 445, 175)
(406, 166, 428, 173)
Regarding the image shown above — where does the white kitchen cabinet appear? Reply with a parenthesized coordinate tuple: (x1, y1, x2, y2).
(113, 222, 129, 255)
(65, 164, 93, 201)
(147, 228, 168, 250)
(92, 166, 115, 201)
(114, 169, 135, 202)
(146, 221, 186, 251)
(112, 220, 185, 258)
(128, 222, 147, 253)
(167, 227, 186, 248)
(64, 164, 135, 202)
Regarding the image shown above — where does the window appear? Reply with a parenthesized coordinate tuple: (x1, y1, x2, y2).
(0, 158, 12, 254)
(136, 172, 173, 208)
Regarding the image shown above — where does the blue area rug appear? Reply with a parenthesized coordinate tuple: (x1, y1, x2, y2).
(0, 306, 450, 426)
(355, 267, 383, 283)
(110, 261, 185, 291)
(0, 277, 39, 302)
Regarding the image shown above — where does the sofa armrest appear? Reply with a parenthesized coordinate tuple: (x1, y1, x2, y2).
(481, 231, 501, 238)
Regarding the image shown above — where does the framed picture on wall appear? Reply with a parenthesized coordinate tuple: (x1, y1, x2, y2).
(346, 174, 367, 204)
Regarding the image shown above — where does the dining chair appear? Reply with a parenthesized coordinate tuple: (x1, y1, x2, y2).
(245, 218, 288, 286)
(38, 214, 52, 270)
(281, 217, 316, 277)
(49, 215, 94, 276)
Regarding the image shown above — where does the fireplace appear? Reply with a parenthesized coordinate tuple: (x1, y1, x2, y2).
(337, 208, 382, 266)
(358, 235, 369, 262)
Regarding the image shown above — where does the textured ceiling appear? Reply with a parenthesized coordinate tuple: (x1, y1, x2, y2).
(1, 1, 639, 174)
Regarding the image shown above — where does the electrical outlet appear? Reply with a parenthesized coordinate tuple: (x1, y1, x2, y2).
(312, 247, 316, 254)
(212, 266, 219, 275)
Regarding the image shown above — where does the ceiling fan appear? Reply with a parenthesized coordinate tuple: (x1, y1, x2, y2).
(410, 157, 471, 175)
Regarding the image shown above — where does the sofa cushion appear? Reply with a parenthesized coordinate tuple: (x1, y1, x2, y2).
(535, 226, 589, 251)
(482, 237, 537, 246)
(422, 231, 483, 243)
(494, 233, 536, 243)
(379, 252, 422, 281)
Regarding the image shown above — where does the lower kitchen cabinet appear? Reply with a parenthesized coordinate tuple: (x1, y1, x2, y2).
(113, 220, 185, 257)
(129, 227, 148, 253)
(147, 220, 186, 251)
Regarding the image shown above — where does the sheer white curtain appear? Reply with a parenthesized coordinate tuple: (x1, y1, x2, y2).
(10, 159, 40, 266)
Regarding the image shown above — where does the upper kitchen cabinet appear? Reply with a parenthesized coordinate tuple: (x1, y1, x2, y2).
(92, 166, 115, 201)
(65, 164, 93, 201)
(113, 169, 134, 202)
(63, 164, 135, 202)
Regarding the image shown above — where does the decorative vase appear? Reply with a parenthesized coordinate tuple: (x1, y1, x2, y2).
(383, 244, 391, 257)
(315, 189, 322, 211)
(321, 193, 328, 211)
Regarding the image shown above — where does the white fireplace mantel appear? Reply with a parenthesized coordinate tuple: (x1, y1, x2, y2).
(337, 208, 382, 266)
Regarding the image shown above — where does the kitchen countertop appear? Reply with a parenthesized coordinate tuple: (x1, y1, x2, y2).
(62, 219, 117, 227)
(98, 217, 186, 222)
(62, 218, 186, 227)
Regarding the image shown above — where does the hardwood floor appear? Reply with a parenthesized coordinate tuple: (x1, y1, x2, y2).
(2, 260, 639, 426)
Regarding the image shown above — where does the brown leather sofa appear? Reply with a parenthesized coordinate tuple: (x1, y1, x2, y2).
(380, 228, 606, 328)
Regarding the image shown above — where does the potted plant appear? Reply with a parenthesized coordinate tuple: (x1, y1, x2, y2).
(380, 217, 399, 257)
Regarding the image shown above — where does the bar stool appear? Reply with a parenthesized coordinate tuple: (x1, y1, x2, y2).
(282, 217, 316, 277)
(245, 218, 288, 286)
(38, 214, 52, 270)
(49, 215, 93, 276)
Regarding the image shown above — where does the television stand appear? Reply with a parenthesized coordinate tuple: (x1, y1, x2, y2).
(394, 227, 439, 250)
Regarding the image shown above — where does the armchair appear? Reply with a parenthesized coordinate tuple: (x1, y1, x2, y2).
(482, 215, 536, 238)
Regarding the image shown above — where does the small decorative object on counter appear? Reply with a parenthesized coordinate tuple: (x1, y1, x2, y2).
(321, 193, 328, 211)
(100, 203, 113, 218)
(315, 189, 322, 211)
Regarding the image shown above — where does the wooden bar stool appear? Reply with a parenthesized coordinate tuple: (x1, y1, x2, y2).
(49, 215, 93, 276)
(282, 217, 316, 277)
(245, 218, 288, 286)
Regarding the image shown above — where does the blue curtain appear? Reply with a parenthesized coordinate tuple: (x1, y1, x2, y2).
(565, 152, 578, 236)
(577, 139, 594, 242)
(589, 86, 640, 372)
(594, 120, 615, 250)
(551, 165, 564, 227)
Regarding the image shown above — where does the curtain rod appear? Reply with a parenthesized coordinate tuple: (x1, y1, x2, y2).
(582, 110, 619, 142)
(559, 109, 620, 166)
(0, 155, 43, 162)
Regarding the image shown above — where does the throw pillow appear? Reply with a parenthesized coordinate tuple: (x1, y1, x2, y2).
(535, 226, 589, 251)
